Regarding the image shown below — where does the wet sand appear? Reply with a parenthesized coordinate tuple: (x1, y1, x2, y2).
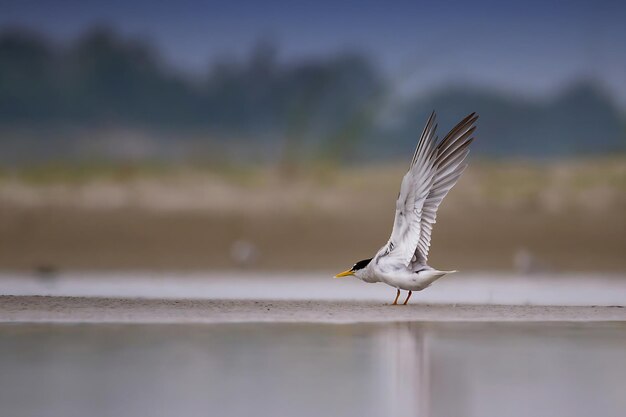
(2, 296, 625, 323)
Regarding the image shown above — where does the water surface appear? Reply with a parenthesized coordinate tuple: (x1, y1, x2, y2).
(1, 322, 625, 417)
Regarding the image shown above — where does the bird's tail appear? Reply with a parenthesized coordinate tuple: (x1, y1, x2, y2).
(417, 268, 456, 288)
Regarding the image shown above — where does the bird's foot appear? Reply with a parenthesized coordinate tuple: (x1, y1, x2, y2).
(391, 289, 401, 305)
(402, 290, 413, 305)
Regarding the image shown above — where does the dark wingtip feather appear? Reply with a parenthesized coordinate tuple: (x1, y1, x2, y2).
(410, 111, 438, 168)
(436, 112, 478, 152)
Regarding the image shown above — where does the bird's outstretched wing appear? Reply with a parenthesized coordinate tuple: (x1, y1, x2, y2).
(410, 112, 478, 269)
(375, 111, 439, 268)
(375, 112, 477, 270)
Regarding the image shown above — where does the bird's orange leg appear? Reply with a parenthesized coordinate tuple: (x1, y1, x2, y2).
(392, 289, 401, 305)
(403, 290, 413, 305)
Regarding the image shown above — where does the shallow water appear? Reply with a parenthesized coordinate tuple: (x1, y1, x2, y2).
(1, 322, 625, 417)
(2, 271, 626, 305)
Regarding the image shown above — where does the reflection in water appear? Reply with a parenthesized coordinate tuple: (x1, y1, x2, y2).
(375, 323, 626, 417)
(376, 324, 429, 417)
(0, 323, 625, 417)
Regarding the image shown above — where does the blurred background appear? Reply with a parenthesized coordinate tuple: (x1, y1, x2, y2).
(0, 0, 624, 273)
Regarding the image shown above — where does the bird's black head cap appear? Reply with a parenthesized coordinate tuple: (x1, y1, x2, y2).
(352, 258, 372, 271)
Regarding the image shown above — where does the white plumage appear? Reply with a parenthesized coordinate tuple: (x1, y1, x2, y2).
(335, 111, 478, 305)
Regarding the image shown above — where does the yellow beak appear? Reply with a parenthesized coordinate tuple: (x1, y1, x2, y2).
(334, 269, 354, 278)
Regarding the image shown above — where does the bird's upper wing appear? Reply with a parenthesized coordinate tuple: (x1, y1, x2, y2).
(375, 112, 439, 268)
(410, 112, 478, 269)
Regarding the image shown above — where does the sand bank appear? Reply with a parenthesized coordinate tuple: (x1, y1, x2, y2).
(2, 296, 625, 324)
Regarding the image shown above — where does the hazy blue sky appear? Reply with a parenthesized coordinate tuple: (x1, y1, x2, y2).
(2, 0, 626, 106)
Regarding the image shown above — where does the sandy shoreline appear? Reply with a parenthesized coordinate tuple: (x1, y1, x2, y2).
(2, 296, 625, 324)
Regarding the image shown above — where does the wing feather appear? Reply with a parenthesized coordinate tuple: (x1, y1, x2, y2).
(375, 112, 478, 270)
(375, 112, 439, 268)
(411, 113, 478, 268)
